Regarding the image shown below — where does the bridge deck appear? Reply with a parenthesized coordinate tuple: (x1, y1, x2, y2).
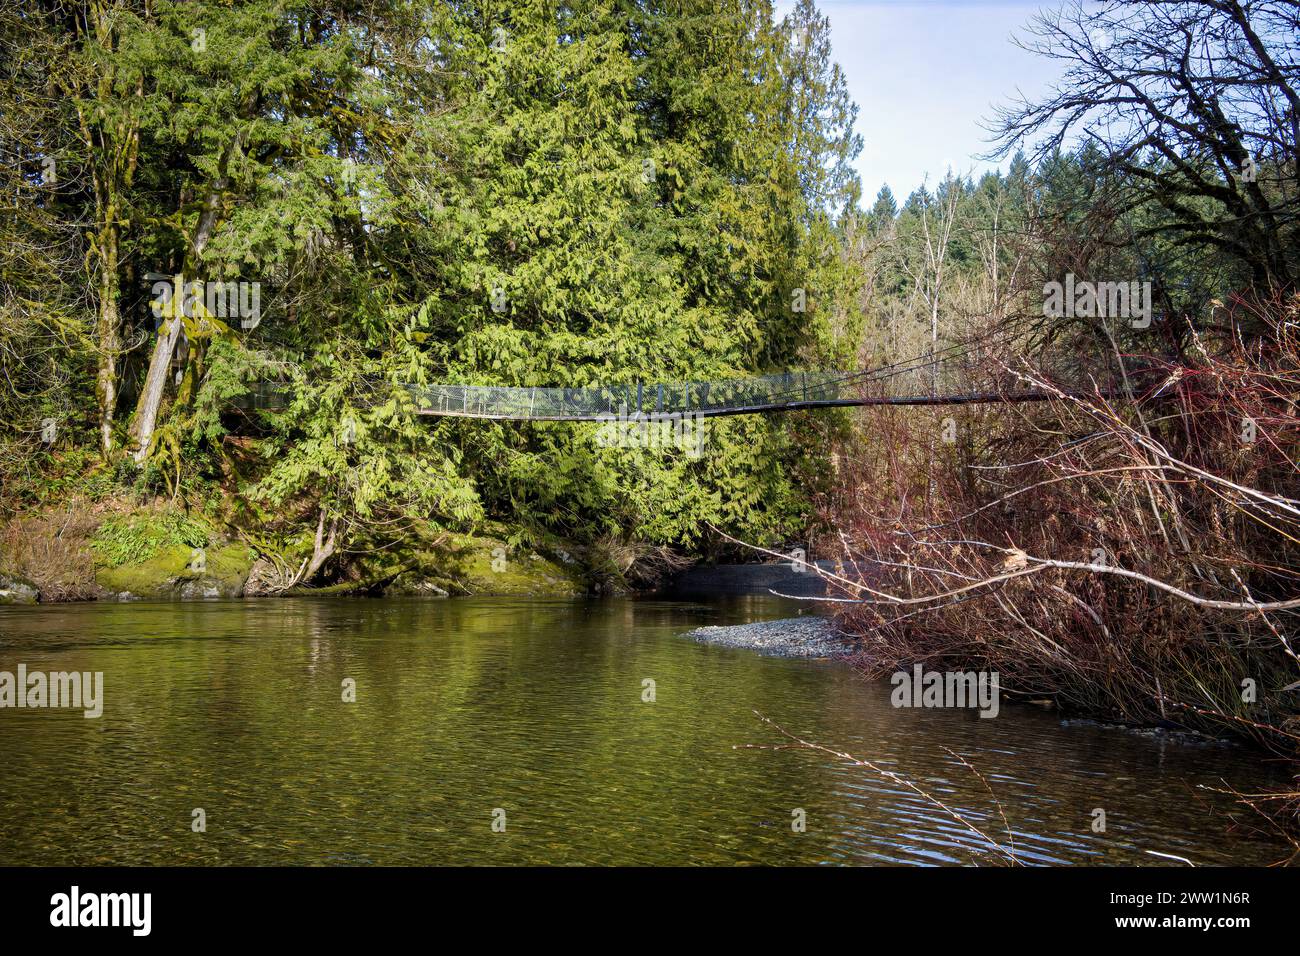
(414, 389, 1062, 420)
(401, 367, 1083, 420)
(236, 354, 1123, 420)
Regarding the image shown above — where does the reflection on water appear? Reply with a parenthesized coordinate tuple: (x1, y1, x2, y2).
(0, 596, 1289, 865)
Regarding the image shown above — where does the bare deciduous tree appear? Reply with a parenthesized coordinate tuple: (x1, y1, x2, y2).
(989, 0, 1299, 289)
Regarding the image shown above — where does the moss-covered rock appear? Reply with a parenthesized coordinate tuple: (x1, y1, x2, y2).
(421, 534, 585, 597)
(95, 541, 254, 600)
(0, 573, 40, 605)
(7, 498, 581, 602)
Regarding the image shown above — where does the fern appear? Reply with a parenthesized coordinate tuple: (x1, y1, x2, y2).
(91, 512, 211, 568)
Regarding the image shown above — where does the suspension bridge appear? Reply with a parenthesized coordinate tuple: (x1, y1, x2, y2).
(404, 370, 1061, 421)
(237, 328, 1131, 421)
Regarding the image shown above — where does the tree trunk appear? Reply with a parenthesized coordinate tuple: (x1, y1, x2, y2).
(304, 507, 340, 582)
(129, 135, 239, 462)
(285, 506, 340, 588)
(130, 303, 182, 462)
(71, 2, 142, 458)
(95, 228, 120, 455)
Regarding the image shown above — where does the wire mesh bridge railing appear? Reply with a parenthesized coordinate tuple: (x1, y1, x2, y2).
(405, 370, 1047, 420)
(234, 333, 1130, 421)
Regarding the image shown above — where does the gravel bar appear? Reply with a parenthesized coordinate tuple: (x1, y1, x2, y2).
(683, 616, 853, 658)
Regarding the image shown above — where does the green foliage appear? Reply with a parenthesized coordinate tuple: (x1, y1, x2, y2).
(6, 0, 867, 573)
(380, 0, 862, 549)
(91, 510, 211, 569)
(249, 321, 483, 559)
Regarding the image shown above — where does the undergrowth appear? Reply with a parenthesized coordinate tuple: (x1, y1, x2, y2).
(91, 511, 212, 568)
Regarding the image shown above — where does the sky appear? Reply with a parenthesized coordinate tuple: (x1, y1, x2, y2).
(775, 0, 1071, 202)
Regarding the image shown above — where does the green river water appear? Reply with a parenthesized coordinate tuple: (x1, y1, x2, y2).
(0, 595, 1290, 865)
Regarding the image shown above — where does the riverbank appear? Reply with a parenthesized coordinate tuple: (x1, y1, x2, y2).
(681, 614, 1250, 749)
(0, 498, 586, 603)
(0, 496, 840, 606)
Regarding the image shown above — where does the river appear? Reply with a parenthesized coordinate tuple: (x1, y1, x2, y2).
(0, 595, 1290, 865)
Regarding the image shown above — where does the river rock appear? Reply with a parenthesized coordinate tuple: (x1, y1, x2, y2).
(666, 561, 834, 597)
(386, 576, 451, 597)
(441, 534, 585, 597)
(0, 573, 40, 605)
(1058, 717, 1235, 746)
(95, 542, 254, 600)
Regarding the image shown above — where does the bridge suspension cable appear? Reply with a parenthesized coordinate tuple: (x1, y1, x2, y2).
(237, 313, 1129, 421)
